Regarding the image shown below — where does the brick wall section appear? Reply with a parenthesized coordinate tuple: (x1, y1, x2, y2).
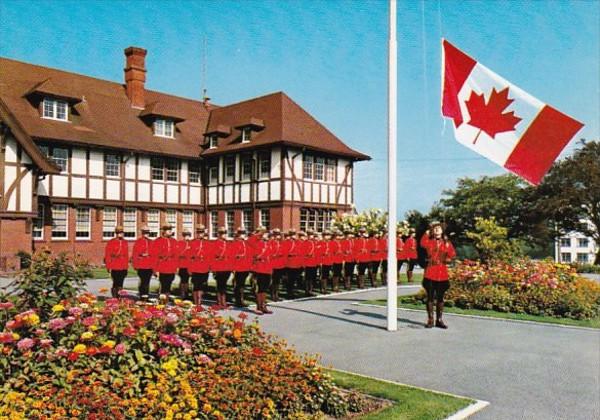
(0, 219, 32, 271)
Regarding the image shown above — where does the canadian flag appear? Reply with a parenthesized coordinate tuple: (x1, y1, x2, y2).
(442, 39, 584, 185)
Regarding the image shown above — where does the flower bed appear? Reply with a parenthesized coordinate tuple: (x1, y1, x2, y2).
(0, 293, 364, 419)
(410, 259, 600, 320)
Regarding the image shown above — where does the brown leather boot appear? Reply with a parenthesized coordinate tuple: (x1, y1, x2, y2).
(320, 278, 328, 294)
(332, 276, 340, 293)
(436, 301, 448, 329)
(180, 282, 189, 300)
(357, 275, 365, 289)
(425, 301, 434, 328)
(260, 293, 273, 314)
(407, 270, 413, 283)
(344, 276, 351, 290)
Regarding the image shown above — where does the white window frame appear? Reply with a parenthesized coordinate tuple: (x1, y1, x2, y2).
(103, 207, 117, 240)
(51, 204, 68, 240)
(560, 252, 572, 263)
(326, 158, 336, 182)
(189, 161, 201, 184)
(52, 147, 68, 173)
(123, 208, 137, 240)
(241, 127, 251, 143)
(314, 157, 325, 181)
(104, 153, 121, 177)
(241, 155, 253, 181)
(226, 211, 235, 238)
(560, 237, 571, 247)
(75, 207, 91, 240)
(303, 155, 313, 179)
(33, 204, 44, 240)
(182, 210, 194, 235)
(224, 157, 235, 182)
(166, 209, 177, 238)
(42, 98, 69, 121)
(242, 209, 253, 232)
(154, 119, 175, 138)
(151, 157, 164, 181)
(166, 159, 179, 182)
(210, 211, 218, 239)
(147, 209, 160, 238)
(258, 152, 270, 179)
(576, 253, 589, 263)
(209, 135, 218, 149)
(209, 166, 219, 185)
(259, 208, 270, 230)
(577, 238, 589, 248)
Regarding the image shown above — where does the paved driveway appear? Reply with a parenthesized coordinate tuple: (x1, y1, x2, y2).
(249, 287, 600, 420)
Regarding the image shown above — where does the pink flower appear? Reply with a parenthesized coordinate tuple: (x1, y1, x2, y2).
(0, 332, 14, 343)
(115, 343, 126, 354)
(122, 326, 136, 337)
(68, 307, 83, 317)
(0, 301, 14, 310)
(198, 354, 212, 364)
(82, 316, 96, 327)
(5, 320, 20, 330)
(40, 338, 53, 348)
(17, 338, 35, 351)
(118, 289, 129, 297)
(55, 347, 69, 358)
(165, 313, 179, 325)
(157, 348, 169, 358)
(48, 318, 67, 331)
(64, 316, 76, 325)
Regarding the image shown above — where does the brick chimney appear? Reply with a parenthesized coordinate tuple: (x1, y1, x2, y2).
(124, 46, 147, 109)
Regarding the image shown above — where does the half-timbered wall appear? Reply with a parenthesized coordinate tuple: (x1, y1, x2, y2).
(1, 134, 36, 214)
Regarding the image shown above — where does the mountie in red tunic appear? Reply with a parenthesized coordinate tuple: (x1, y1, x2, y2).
(231, 238, 253, 272)
(177, 239, 193, 270)
(366, 236, 380, 262)
(270, 239, 287, 270)
(151, 236, 179, 274)
(303, 239, 318, 267)
(340, 238, 353, 263)
(104, 237, 129, 271)
(378, 236, 388, 261)
(353, 236, 370, 263)
(211, 238, 233, 272)
(253, 240, 273, 274)
(402, 236, 418, 260)
(132, 237, 154, 270)
(189, 239, 211, 274)
(396, 237, 404, 260)
(331, 239, 344, 265)
(420, 235, 456, 281)
(285, 238, 304, 268)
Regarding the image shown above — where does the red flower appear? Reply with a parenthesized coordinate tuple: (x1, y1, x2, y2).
(68, 352, 79, 362)
(252, 347, 265, 357)
(86, 346, 99, 356)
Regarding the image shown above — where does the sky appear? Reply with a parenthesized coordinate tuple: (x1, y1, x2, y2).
(1, 0, 598, 217)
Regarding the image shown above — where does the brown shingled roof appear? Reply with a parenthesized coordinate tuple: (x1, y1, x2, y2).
(0, 56, 369, 161)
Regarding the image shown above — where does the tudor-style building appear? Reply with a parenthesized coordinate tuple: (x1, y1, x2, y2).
(0, 46, 369, 270)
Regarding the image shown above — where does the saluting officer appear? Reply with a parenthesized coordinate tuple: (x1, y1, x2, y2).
(303, 229, 318, 297)
(177, 229, 193, 300)
(132, 225, 154, 300)
(253, 230, 274, 315)
(189, 225, 211, 307)
(151, 224, 179, 301)
(353, 226, 369, 288)
(104, 225, 129, 298)
(341, 230, 355, 290)
(284, 229, 302, 299)
(211, 226, 233, 309)
(231, 227, 252, 308)
(270, 228, 286, 302)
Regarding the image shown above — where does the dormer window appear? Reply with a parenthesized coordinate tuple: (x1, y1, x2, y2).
(154, 119, 174, 138)
(209, 135, 219, 149)
(241, 127, 252, 143)
(42, 98, 68, 121)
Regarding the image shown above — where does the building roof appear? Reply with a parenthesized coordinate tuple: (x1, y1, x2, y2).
(0, 56, 369, 162)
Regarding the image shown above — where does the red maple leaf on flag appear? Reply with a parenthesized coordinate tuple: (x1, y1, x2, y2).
(466, 87, 522, 144)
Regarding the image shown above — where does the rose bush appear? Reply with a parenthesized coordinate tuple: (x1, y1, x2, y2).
(0, 292, 364, 419)
(410, 259, 600, 320)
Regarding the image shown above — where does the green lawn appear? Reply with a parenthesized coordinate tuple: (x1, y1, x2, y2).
(364, 296, 600, 329)
(90, 267, 137, 279)
(328, 369, 474, 420)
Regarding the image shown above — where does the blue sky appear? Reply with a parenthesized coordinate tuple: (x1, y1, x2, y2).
(1, 0, 598, 217)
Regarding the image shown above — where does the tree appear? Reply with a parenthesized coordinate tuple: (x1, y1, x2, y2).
(466, 217, 524, 262)
(532, 140, 600, 264)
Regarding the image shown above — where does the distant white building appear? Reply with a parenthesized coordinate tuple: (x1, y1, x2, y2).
(555, 222, 598, 264)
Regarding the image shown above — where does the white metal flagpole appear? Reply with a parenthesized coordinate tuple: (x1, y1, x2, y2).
(387, 0, 398, 332)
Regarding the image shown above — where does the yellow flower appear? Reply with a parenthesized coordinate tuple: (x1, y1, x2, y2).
(102, 340, 116, 349)
(73, 344, 87, 354)
(161, 358, 179, 377)
(81, 331, 94, 340)
(202, 403, 212, 413)
(89, 325, 98, 331)
(52, 304, 65, 313)
(12, 333, 20, 340)
(23, 312, 40, 326)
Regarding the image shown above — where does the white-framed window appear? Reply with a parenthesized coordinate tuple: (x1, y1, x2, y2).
(315, 157, 325, 181)
(561, 253, 572, 263)
(42, 98, 68, 121)
(166, 209, 177, 238)
(259, 152, 270, 179)
(105, 153, 120, 177)
(103, 207, 117, 239)
(259, 209, 270, 230)
(75, 207, 91, 240)
(224, 157, 235, 182)
(241, 155, 253, 181)
(226, 211, 235, 238)
(166, 159, 179, 182)
(560, 237, 571, 247)
(33, 204, 44, 240)
(209, 135, 218, 149)
(123, 208, 137, 239)
(577, 253, 589, 263)
(326, 158, 336, 182)
(303, 155, 313, 179)
(210, 211, 218, 239)
(243, 209, 253, 232)
(151, 157, 164, 181)
(154, 119, 174, 138)
(147, 209, 160, 238)
(182, 210, 194, 235)
(577, 238, 589, 248)
(209, 166, 219, 185)
(52, 147, 68, 172)
(189, 161, 201, 184)
(241, 127, 251, 143)
(300, 208, 336, 233)
(51, 204, 68, 239)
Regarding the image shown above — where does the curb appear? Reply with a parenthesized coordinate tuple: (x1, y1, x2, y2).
(355, 303, 600, 332)
(329, 368, 489, 419)
(267, 284, 422, 305)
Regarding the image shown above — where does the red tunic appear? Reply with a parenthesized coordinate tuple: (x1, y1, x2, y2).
(132, 237, 154, 270)
(104, 238, 129, 271)
(402, 237, 418, 260)
(151, 237, 179, 274)
(189, 239, 211, 274)
(340, 238, 353, 263)
(367, 237, 379, 262)
(253, 240, 273, 274)
(331, 239, 344, 264)
(211, 239, 233, 272)
(315, 239, 327, 266)
(177, 239, 193, 270)
(285, 239, 304, 269)
(231, 239, 253, 272)
(323, 240, 336, 265)
(420, 235, 456, 281)
(270, 239, 287, 270)
(378, 237, 388, 260)
(396, 237, 404, 260)
(353, 237, 370, 263)
(303, 239, 318, 267)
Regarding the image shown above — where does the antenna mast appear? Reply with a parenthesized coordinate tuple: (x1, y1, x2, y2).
(201, 36, 209, 103)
